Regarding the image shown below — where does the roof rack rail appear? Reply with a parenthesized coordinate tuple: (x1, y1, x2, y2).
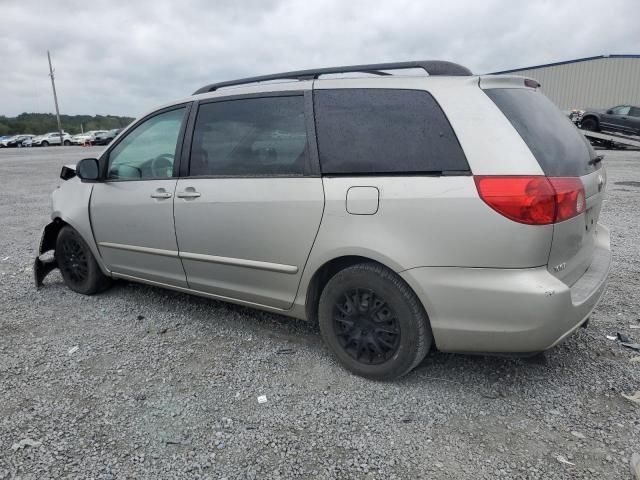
(193, 60, 472, 94)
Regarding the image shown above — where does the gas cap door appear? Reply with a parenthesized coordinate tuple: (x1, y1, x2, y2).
(346, 186, 379, 215)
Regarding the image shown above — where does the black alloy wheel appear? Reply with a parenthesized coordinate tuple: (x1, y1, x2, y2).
(333, 288, 400, 365)
(58, 233, 89, 287)
(55, 226, 112, 294)
(318, 262, 432, 380)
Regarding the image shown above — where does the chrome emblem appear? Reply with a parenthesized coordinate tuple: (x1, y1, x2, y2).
(553, 262, 567, 273)
(597, 174, 605, 192)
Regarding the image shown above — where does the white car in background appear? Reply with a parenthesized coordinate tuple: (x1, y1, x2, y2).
(71, 130, 108, 145)
(31, 132, 72, 147)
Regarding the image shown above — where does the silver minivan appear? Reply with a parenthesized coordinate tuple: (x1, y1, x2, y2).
(34, 61, 611, 380)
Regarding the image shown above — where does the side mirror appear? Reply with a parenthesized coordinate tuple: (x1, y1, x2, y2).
(606, 109, 613, 114)
(76, 158, 100, 181)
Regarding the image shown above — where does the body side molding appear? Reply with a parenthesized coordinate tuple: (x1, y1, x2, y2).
(99, 242, 298, 274)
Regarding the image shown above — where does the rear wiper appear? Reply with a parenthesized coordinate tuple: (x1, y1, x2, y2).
(588, 155, 604, 166)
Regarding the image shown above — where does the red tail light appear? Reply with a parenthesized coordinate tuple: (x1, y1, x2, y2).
(474, 176, 585, 225)
(548, 177, 586, 222)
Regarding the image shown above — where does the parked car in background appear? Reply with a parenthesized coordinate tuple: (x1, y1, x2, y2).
(0, 134, 35, 148)
(580, 105, 640, 136)
(32, 132, 72, 147)
(34, 61, 611, 380)
(71, 130, 109, 145)
(93, 128, 123, 146)
(0, 135, 16, 147)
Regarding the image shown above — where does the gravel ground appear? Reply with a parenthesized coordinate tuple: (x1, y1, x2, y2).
(1, 146, 639, 479)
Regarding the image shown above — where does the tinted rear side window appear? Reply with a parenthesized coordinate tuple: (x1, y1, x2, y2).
(314, 89, 469, 174)
(485, 88, 597, 177)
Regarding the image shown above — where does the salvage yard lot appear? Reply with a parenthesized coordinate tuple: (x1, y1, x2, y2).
(1, 146, 639, 479)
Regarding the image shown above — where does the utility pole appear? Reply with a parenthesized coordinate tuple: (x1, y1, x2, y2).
(47, 51, 64, 146)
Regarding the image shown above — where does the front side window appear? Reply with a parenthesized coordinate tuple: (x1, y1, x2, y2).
(190, 96, 308, 176)
(611, 106, 631, 115)
(107, 107, 186, 180)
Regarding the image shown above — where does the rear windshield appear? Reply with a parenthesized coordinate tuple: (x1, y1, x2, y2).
(485, 88, 598, 177)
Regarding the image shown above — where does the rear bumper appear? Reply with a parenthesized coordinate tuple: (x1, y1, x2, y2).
(400, 225, 611, 353)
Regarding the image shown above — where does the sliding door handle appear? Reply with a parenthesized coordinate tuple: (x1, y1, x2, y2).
(176, 189, 201, 199)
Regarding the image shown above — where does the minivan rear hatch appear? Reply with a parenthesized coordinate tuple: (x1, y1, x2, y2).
(484, 86, 605, 286)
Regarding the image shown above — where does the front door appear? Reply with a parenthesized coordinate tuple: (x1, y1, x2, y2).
(91, 106, 189, 287)
(601, 105, 633, 133)
(174, 94, 324, 309)
(628, 106, 640, 135)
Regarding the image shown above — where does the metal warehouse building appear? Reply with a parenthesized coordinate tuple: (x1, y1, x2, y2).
(491, 54, 640, 111)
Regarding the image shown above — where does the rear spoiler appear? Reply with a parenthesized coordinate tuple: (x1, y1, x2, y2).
(479, 75, 541, 90)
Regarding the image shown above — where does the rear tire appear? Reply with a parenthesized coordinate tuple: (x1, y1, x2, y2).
(56, 226, 112, 295)
(581, 118, 599, 132)
(318, 262, 432, 380)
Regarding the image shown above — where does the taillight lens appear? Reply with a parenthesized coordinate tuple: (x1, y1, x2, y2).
(474, 176, 585, 225)
(548, 177, 586, 222)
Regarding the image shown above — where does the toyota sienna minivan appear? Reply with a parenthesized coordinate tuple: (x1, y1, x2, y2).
(34, 61, 611, 380)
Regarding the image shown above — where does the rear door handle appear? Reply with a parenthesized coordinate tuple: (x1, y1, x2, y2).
(150, 189, 172, 199)
(176, 188, 201, 199)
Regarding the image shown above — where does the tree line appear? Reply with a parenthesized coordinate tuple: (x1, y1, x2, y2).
(0, 113, 135, 136)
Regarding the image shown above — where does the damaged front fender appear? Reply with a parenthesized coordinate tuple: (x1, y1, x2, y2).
(33, 220, 64, 288)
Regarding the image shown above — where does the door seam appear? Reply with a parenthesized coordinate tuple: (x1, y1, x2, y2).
(171, 179, 191, 289)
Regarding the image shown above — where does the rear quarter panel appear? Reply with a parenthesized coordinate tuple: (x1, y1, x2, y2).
(309, 176, 552, 271)
(293, 175, 553, 315)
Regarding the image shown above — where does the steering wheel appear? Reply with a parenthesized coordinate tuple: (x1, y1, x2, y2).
(151, 153, 174, 177)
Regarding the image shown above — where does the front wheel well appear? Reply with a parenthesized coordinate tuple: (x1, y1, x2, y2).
(39, 218, 69, 254)
(305, 255, 393, 324)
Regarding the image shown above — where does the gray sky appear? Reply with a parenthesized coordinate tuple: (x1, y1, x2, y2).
(2, 0, 639, 117)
